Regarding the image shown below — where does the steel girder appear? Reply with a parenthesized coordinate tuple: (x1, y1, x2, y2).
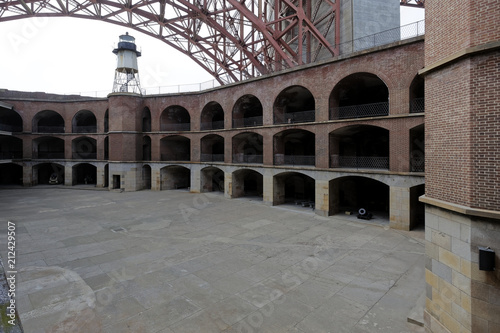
(0, 0, 340, 85)
(400, 0, 424, 8)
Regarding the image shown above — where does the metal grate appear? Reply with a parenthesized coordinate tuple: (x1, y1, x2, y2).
(232, 154, 263, 164)
(201, 154, 224, 162)
(200, 120, 224, 130)
(161, 153, 190, 161)
(410, 98, 425, 113)
(331, 155, 389, 169)
(330, 102, 389, 120)
(274, 154, 315, 166)
(160, 123, 191, 131)
(274, 110, 315, 124)
(232, 116, 263, 128)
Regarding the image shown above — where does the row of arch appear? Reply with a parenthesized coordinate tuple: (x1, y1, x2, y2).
(0, 73, 424, 133)
(2, 124, 424, 172)
(0, 162, 425, 228)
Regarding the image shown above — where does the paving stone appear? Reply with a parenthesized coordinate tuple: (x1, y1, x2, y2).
(0, 188, 425, 333)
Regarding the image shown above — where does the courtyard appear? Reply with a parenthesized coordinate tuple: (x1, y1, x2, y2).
(0, 187, 425, 333)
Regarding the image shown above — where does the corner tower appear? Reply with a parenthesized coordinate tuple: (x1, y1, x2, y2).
(420, 1, 500, 332)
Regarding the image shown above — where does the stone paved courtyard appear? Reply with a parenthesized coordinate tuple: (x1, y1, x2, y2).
(0, 187, 425, 333)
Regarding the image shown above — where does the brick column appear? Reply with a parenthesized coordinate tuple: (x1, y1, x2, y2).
(224, 171, 232, 199)
(389, 186, 410, 230)
(262, 174, 274, 205)
(96, 164, 105, 188)
(190, 167, 201, 193)
(22, 164, 32, 186)
(151, 167, 161, 191)
(315, 180, 329, 217)
(64, 165, 73, 186)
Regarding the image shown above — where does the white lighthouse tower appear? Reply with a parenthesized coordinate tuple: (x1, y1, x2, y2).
(112, 32, 142, 94)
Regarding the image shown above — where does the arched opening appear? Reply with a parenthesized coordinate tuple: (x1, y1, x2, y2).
(33, 162, 64, 185)
(0, 136, 22, 159)
(160, 105, 191, 131)
(142, 136, 151, 161)
(329, 125, 389, 169)
(200, 134, 224, 162)
(104, 109, 109, 132)
(32, 110, 65, 133)
(73, 163, 97, 185)
(200, 102, 224, 130)
(273, 85, 315, 124)
(201, 166, 224, 193)
(410, 184, 425, 230)
(232, 95, 263, 128)
(142, 107, 152, 132)
(0, 106, 22, 132)
(0, 163, 23, 185)
(33, 136, 65, 159)
(72, 137, 97, 159)
(232, 169, 263, 199)
(142, 165, 152, 190)
(274, 172, 315, 208)
(274, 129, 315, 166)
(329, 176, 389, 219)
(232, 132, 263, 164)
(329, 73, 389, 119)
(160, 165, 190, 190)
(104, 136, 109, 160)
(72, 110, 97, 133)
(410, 75, 425, 113)
(160, 136, 190, 161)
(410, 124, 425, 172)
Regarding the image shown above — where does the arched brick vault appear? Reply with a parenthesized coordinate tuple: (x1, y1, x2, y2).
(0, 0, 340, 85)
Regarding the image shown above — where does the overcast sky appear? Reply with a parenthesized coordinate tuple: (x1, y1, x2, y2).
(0, 7, 424, 96)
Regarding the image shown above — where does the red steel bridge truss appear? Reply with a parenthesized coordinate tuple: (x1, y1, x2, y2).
(0, 1, 423, 85)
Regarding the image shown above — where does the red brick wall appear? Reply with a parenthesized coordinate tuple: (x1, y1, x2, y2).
(425, 0, 500, 211)
(425, 0, 471, 65)
(1, 39, 425, 174)
(469, 51, 500, 211)
(471, 0, 500, 48)
(425, 59, 473, 207)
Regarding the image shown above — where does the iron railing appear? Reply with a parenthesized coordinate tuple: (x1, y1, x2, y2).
(232, 154, 263, 164)
(72, 152, 97, 159)
(330, 102, 389, 120)
(0, 151, 22, 159)
(411, 155, 425, 172)
(274, 154, 315, 166)
(232, 116, 263, 128)
(0, 124, 22, 132)
(200, 154, 224, 162)
(331, 155, 389, 169)
(34, 126, 65, 133)
(161, 153, 190, 161)
(410, 97, 425, 113)
(160, 123, 191, 131)
(274, 110, 315, 124)
(73, 125, 97, 133)
(35, 152, 65, 159)
(200, 120, 224, 130)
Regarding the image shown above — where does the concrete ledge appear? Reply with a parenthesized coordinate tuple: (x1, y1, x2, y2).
(419, 195, 500, 221)
(419, 40, 500, 76)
